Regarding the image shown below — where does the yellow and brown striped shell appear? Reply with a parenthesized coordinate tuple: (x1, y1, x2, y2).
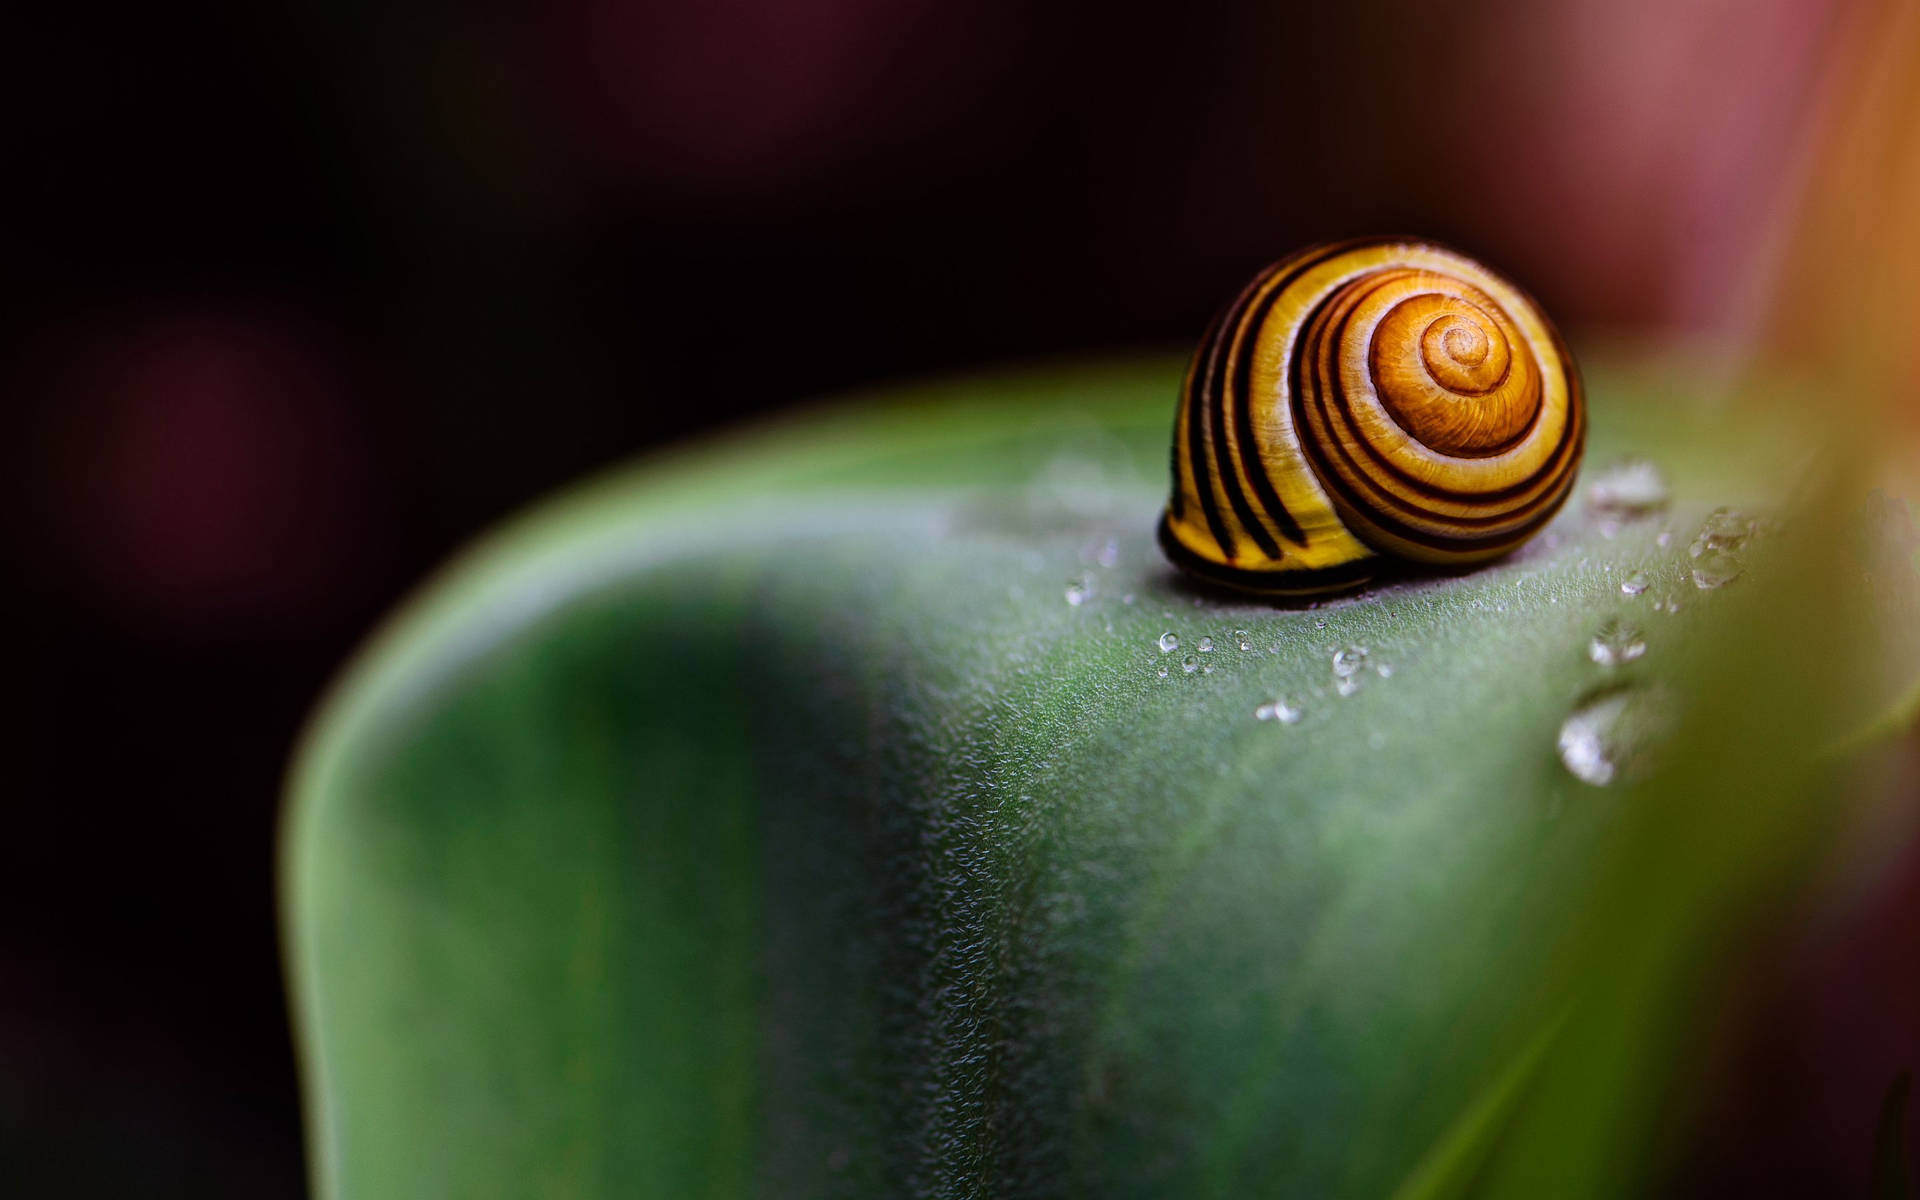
(1159, 238, 1584, 595)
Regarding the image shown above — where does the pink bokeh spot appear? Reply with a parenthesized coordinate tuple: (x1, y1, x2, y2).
(1462, 0, 1838, 331)
(60, 314, 373, 631)
(539, 0, 1011, 185)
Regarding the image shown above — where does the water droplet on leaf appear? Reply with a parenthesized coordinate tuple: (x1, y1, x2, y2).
(1332, 645, 1370, 697)
(1691, 551, 1743, 590)
(1255, 696, 1303, 724)
(1557, 683, 1673, 787)
(1587, 617, 1647, 668)
(1587, 459, 1671, 519)
(1690, 507, 1755, 558)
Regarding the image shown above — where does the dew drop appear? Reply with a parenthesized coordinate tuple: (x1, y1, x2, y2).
(1157, 631, 1179, 653)
(1587, 617, 1647, 668)
(1315, 619, 1327, 630)
(1196, 635, 1215, 653)
(1620, 571, 1650, 596)
(1095, 538, 1120, 569)
(1064, 579, 1089, 606)
(1691, 551, 1743, 590)
(1586, 459, 1671, 519)
(1157, 665, 1169, 678)
(1255, 697, 1303, 725)
(1181, 654, 1200, 674)
(1690, 507, 1755, 559)
(1656, 530, 1673, 548)
(1233, 629, 1253, 651)
(1556, 683, 1673, 787)
(1332, 645, 1370, 697)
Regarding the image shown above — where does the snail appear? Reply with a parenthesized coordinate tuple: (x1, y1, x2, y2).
(1159, 237, 1584, 596)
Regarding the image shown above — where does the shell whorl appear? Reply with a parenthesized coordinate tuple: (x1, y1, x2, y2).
(1160, 238, 1584, 595)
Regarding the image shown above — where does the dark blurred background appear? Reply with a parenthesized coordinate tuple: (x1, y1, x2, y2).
(7, 0, 1913, 1195)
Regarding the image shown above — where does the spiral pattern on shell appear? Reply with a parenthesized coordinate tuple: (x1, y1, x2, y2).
(1159, 238, 1584, 595)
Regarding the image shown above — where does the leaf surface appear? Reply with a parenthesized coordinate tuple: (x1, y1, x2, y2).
(283, 353, 1920, 1198)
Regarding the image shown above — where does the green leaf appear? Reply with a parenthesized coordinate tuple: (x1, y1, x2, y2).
(1385, 1013, 1565, 1200)
(282, 353, 1920, 1198)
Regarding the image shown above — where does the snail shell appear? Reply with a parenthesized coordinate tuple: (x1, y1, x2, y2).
(1159, 238, 1584, 595)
